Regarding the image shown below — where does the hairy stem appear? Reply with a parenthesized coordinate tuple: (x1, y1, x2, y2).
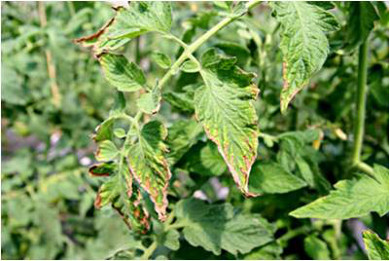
(352, 40, 368, 165)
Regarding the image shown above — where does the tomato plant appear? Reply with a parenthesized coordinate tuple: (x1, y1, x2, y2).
(2, 1, 389, 260)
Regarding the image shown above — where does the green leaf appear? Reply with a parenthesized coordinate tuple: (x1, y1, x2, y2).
(151, 51, 171, 69)
(127, 120, 171, 220)
(107, 2, 172, 39)
(96, 140, 119, 161)
(137, 88, 161, 114)
(180, 60, 200, 73)
(163, 229, 180, 251)
(304, 235, 331, 260)
(249, 162, 307, 194)
(346, 2, 380, 49)
(270, 2, 339, 113)
(290, 165, 389, 219)
(175, 199, 274, 255)
(100, 53, 146, 92)
(89, 162, 116, 177)
(194, 49, 259, 195)
(114, 128, 126, 138)
(94, 165, 150, 233)
(93, 118, 115, 143)
(363, 230, 389, 260)
(243, 242, 283, 260)
(166, 119, 203, 164)
(183, 142, 227, 176)
(163, 84, 198, 114)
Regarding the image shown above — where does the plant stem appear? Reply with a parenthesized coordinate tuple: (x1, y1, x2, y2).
(156, 0, 262, 90)
(141, 240, 157, 260)
(258, 132, 278, 142)
(352, 40, 369, 165)
(355, 161, 375, 177)
(276, 226, 311, 246)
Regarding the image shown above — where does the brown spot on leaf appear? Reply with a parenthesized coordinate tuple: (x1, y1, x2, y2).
(73, 17, 115, 44)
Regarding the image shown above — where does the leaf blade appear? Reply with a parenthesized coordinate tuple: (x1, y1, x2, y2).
(270, 2, 339, 112)
(290, 165, 389, 219)
(194, 49, 259, 195)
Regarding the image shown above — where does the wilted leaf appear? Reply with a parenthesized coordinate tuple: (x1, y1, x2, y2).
(194, 49, 259, 195)
(290, 165, 389, 219)
(270, 2, 339, 112)
(127, 120, 171, 220)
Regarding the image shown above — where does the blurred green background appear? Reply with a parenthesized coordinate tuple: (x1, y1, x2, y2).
(1, 1, 389, 260)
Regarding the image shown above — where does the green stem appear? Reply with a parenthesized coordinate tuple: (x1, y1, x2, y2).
(156, 0, 262, 90)
(141, 240, 157, 260)
(277, 226, 311, 246)
(352, 40, 369, 165)
(355, 161, 375, 176)
(258, 132, 278, 142)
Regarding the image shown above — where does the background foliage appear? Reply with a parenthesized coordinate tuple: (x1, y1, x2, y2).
(1, 1, 389, 260)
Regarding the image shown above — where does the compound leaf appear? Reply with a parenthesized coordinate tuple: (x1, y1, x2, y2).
(290, 165, 389, 219)
(127, 120, 171, 221)
(249, 161, 307, 194)
(270, 2, 339, 112)
(174, 199, 274, 256)
(363, 230, 389, 260)
(194, 49, 259, 195)
(100, 53, 146, 92)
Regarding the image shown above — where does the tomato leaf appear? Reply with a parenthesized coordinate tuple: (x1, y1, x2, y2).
(249, 161, 307, 194)
(363, 230, 389, 260)
(174, 198, 275, 255)
(94, 164, 150, 233)
(96, 140, 119, 162)
(151, 51, 172, 69)
(127, 120, 171, 220)
(290, 165, 389, 219)
(270, 2, 339, 113)
(194, 49, 259, 196)
(107, 2, 172, 39)
(100, 53, 146, 92)
(346, 2, 380, 49)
